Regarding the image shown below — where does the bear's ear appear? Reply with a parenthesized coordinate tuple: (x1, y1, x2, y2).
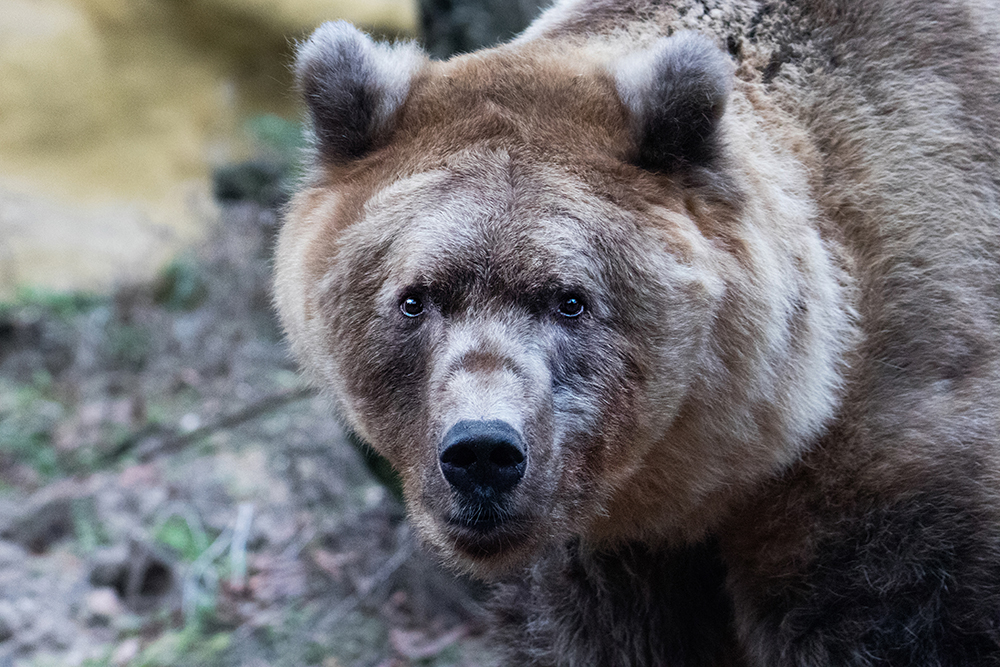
(295, 21, 425, 163)
(614, 32, 733, 172)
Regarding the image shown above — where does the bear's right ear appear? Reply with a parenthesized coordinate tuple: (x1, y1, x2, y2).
(295, 21, 425, 163)
(614, 32, 733, 172)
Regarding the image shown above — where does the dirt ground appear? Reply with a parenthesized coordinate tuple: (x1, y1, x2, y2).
(0, 195, 500, 667)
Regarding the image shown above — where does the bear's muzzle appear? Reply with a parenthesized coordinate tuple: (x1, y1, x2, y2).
(439, 419, 527, 527)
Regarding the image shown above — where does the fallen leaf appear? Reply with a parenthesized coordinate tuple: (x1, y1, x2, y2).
(390, 625, 468, 660)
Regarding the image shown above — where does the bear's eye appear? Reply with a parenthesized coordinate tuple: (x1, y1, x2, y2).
(400, 295, 424, 318)
(557, 295, 585, 318)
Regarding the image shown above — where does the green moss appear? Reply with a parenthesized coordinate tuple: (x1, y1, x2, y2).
(72, 497, 111, 554)
(153, 256, 208, 312)
(132, 624, 232, 667)
(0, 286, 105, 319)
(154, 516, 209, 562)
(0, 378, 64, 478)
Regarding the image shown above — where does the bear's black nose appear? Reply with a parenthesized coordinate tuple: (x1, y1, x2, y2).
(439, 420, 526, 499)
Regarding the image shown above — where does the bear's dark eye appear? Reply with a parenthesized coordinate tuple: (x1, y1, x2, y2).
(557, 295, 585, 318)
(400, 295, 424, 318)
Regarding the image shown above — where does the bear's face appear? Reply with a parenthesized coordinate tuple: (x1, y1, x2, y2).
(277, 23, 850, 574)
(307, 145, 723, 569)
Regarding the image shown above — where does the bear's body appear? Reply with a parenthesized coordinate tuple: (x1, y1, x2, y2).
(275, 1, 1000, 664)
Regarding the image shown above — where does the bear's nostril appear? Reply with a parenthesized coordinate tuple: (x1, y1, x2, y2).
(440, 443, 477, 468)
(489, 444, 525, 468)
(439, 420, 527, 498)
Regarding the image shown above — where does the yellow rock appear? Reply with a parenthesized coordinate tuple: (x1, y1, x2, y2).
(0, 0, 417, 298)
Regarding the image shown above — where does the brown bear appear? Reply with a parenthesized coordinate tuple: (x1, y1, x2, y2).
(274, 1, 1000, 664)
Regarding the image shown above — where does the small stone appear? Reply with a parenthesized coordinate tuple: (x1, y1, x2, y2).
(117, 463, 160, 489)
(83, 587, 122, 625)
(112, 637, 141, 666)
(179, 412, 201, 433)
(364, 485, 386, 508)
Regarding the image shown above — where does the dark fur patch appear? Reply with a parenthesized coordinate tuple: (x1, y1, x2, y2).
(729, 491, 1000, 666)
(492, 539, 744, 666)
(295, 22, 420, 163)
(619, 33, 732, 172)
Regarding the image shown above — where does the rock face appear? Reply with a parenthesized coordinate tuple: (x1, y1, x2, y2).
(0, 0, 417, 298)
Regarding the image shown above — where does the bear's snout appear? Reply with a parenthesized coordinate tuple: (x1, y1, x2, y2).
(439, 419, 527, 507)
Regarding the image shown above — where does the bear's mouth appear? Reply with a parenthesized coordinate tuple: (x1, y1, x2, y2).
(444, 509, 534, 559)
(447, 506, 510, 532)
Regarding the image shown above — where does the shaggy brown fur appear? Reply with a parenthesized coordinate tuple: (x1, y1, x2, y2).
(275, 1, 1000, 664)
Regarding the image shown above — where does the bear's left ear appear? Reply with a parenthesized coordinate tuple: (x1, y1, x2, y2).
(295, 21, 426, 164)
(614, 32, 733, 172)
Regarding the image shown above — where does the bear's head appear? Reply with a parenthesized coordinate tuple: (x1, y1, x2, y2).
(275, 22, 851, 575)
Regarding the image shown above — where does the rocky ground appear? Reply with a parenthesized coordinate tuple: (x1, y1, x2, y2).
(0, 196, 499, 667)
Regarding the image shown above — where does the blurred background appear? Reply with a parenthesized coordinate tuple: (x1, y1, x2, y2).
(0, 1, 545, 665)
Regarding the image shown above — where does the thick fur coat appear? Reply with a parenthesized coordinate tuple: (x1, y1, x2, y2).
(274, 1, 1000, 664)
